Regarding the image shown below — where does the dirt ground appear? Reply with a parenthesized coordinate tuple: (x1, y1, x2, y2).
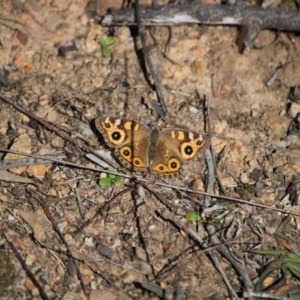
(1, 0, 300, 299)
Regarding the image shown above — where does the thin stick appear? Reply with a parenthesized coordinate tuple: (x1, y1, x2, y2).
(4, 233, 50, 300)
(205, 149, 253, 292)
(204, 95, 227, 196)
(33, 197, 89, 297)
(0, 147, 297, 217)
(135, 0, 169, 119)
(75, 188, 84, 219)
(0, 95, 121, 170)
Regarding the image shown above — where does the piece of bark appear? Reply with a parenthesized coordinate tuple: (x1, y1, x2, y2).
(0, 170, 34, 183)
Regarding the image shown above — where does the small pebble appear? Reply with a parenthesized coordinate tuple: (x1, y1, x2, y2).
(240, 172, 249, 184)
(287, 102, 300, 118)
(277, 140, 288, 148)
(25, 254, 36, 266)
(255, 181, 265, 189)
(286, 134, 300, 143)
(189, 106, 199, 114)
(96, 195, 106, 203)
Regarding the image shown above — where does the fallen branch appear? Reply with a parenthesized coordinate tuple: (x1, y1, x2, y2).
(102, 3, 300, 51)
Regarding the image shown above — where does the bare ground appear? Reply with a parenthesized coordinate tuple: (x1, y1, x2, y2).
(1, 0, 300, 299)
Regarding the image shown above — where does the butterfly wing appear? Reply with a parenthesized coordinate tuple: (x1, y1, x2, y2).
(151, 129, 209, 176)
(95, 117, 151, 171)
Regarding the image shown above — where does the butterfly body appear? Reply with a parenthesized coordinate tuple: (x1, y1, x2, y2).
(95, 117, 208, 176)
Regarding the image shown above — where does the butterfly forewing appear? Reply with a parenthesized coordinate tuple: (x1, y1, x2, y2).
(95, 117, 151, 171)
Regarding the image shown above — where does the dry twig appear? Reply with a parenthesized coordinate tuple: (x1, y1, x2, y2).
(135, 0, 170, 118)
(4, 233, 50, 300)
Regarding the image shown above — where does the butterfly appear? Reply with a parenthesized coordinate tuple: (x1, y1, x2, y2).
(95, 117, 208, 176)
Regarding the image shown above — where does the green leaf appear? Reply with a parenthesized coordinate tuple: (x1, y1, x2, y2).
(185, 211, 200, 222)
(233, 274, 239, 280)
(98, 38, 106, 47)
(105, 36, 115, 45)
(252, 249, 300, 262)
(252, 249, 288, 256)
(288, 264, 300, 279)
(99, 177, 112, 187)
(102, 47, 111, 58)
(290, 293, 300, 300)
(113, 178, 122, 187)
(218, 201, 230, 207)
(255, 260, 286, 292)
(107, 167, 116, 179)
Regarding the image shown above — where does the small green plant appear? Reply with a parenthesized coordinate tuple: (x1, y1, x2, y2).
(99, 167, 122, 187)
(251, 215, 300, 298)
(185, 211, 200, 222)
(98, 36, 115, 58)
